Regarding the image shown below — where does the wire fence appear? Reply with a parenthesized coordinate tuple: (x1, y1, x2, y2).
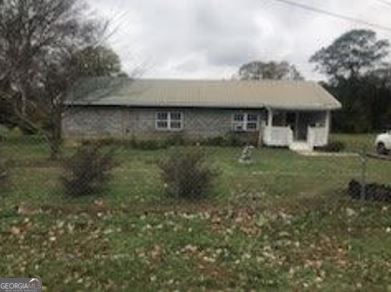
(0, 114, 390, 290)
(1, 120, 389, 202)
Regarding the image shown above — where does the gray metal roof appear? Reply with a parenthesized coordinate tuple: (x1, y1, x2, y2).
(68, 78, 342, 110)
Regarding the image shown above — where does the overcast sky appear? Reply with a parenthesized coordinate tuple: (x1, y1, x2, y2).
(87, 0, 391, 81)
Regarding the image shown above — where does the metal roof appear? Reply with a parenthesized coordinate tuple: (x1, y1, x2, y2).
(68, 78, 342, 110)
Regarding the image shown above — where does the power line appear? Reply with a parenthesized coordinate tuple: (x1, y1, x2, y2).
(267, 0, 391, 33)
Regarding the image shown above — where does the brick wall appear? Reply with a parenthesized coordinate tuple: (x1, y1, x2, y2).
(63, 106, 267, 142)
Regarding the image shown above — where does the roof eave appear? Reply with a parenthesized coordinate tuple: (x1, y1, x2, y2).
(65, 102, 342, 111)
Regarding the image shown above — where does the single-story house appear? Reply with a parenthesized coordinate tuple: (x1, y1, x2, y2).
(63, 78, 342, 150)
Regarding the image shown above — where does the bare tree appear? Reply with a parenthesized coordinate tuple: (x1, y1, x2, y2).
(0, 0, 116, 159)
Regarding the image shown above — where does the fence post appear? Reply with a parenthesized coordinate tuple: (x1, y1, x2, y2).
(360, 147, 367, 201)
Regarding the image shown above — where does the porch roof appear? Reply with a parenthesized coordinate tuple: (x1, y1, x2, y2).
(67, 78, 342, 111)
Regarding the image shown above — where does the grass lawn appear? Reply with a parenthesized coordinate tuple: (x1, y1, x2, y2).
(331, 133, 379, 153)
(1, 134, 390, 291)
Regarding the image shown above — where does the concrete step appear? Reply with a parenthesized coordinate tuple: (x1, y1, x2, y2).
(289, 142, 313, 152)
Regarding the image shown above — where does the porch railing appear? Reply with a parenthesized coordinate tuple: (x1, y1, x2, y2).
(308, 126, 328, 148)
(263, 126, 293, 146)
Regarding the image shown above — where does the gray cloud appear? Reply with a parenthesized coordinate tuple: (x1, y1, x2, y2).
(88, 0, 391, 80)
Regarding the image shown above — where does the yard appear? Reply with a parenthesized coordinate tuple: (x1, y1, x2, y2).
(0, 134, 390, 291)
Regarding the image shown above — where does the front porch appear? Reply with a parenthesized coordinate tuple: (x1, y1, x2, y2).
(262, 109, 331, 150)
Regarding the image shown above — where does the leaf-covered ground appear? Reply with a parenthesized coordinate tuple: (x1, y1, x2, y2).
(1, 197, 390, 291)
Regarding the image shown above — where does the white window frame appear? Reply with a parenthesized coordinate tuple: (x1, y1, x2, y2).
(232, 113, 259, 132)
(155, 111, 184, 131)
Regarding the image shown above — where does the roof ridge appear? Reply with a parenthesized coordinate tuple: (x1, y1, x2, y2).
(78, 76, 319, 84)
(132, 78, 315, 83)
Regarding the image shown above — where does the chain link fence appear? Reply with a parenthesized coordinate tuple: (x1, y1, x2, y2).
(1, 113, 390, 291)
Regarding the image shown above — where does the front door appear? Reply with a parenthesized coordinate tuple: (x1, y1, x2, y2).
(286, 112, 308, 141)
(286, 112, 297, 139)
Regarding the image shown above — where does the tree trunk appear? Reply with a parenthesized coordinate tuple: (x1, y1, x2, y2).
(49, 139, 61, 160)
(16, 78, 28, 116)
(49, 109, 63, 160)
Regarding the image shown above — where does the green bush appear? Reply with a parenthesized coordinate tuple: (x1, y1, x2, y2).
(202, 136, 227, 147)
(0, 125, 9, 142)
(166, 133, 187, 146)
(91, 137, 118, 147)
(78, 137, 168, 151)
(61, 142, 115, 196)
(133, 134, 187, 149)
(134, 140, 167, 150)
(0, 163, 7, 191)
(201, 132, 249, 147)
(159, 147, 219, 199)
(77, 132, 251, 151)
(0, 151, 8, 193)
(225, 132, 248, 147)
(316, 141, 346, 153)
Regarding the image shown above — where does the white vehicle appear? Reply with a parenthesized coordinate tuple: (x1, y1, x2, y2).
(375, 130, 391, 155)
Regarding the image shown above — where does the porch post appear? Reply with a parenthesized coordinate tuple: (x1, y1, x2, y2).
(325, 110, 331, 144)
(263, 108, 273, 145)
(268, 108, 273, 127)
(294, 111, 299, 141)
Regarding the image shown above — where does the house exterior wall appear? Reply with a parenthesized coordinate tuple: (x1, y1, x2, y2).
(63, 106, 333, 148)
(62, 107, 126, 137)
(62, 106, 268, 142)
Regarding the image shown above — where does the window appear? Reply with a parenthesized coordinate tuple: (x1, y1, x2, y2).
(232, 113, 259, 132)
(234, 114, 245, 122)
(156, 112, 183, 131)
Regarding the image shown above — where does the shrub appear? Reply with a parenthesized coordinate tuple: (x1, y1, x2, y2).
(225, 132, 248, 147)
(0, 125, 9, 142)
(166, 133, 187, 146)
(61, 142, 115, 196)
(92, 137, 118, 147)
(316, 141, 345, 153)
(0, 132, 9, 192)
(202, 136, 227, 147)
(159, 147, 219, 199)
(201, 132, 251, 147)
(78, 137, 168, 151)
(348, 179, 391, 202)
(0, 155, 8, 192)
(135, 140, 167, 150)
